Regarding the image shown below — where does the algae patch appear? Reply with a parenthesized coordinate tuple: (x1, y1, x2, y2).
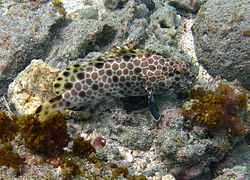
(0, 141, 25, 169)
(183, 83, 248, 135)
(17, 111, 71, 157)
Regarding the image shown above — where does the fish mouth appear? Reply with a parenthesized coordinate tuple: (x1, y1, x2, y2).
(188, 75, 198, 86)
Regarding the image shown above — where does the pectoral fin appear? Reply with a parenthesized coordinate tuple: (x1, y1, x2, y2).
(148, 89, 161, 121)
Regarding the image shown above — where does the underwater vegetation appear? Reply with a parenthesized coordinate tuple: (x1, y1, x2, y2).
(0, 141, 25, 169)
(0, 111, 18, 140)
(0, 110, 148, 179)
(0, 111, 71, 169)
(183, 83, 248, 135)
(111, 166, 129, 179)
(0, 111, 81, 175)
(51, 0, 63, 7)
(128, 175, 148, 180)
(72, 136, 96, 158)
(0, 111, 24, 169)
(17, 111, 71, 157)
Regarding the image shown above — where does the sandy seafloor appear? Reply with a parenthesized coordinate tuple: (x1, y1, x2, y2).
(0, 0, 249, 179)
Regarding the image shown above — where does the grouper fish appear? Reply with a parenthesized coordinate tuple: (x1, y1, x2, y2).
(35, 45, 198, 121)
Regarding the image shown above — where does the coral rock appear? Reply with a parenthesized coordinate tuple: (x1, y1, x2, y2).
(8, 60, 60, 115)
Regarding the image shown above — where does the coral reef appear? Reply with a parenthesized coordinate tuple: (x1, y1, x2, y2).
(1, 0, 249, 179)
(72, 136, 96, 158)
(17, 111, 70, 157)
(183, 83, 248, 135)
(0, 141, 24, 169)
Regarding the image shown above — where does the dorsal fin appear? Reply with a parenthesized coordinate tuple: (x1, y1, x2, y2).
(53, 45, 141, 95)
(53, 63, 82, 94)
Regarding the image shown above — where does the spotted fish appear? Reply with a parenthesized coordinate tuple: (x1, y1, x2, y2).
(35, 46, 198, 121)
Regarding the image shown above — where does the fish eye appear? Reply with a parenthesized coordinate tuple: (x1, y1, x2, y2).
(174, 69, 180, 74)
(174, 67, 183, 75)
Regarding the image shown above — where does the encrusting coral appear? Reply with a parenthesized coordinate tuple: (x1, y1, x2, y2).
(183, 83, 248, 135)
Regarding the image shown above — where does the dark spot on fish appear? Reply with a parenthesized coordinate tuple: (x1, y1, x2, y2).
(35, 105, 42, 114)
(106, 69, 112, 76)
(169, 73, 174, 77)
(70, 76, 76, 82)
(145, 0, 155, 11)
(63, 71, 70, 77)
(95, 63, 104, 69)
(79, 91, 86, 98)
(119, 83, 124, 88)
(56, 95, 62, 100)
(49, 98, 56, 103)
(77, 72, 85, 80)
(92, 84, 99, 91)
(65, 101, 71, 107)
(127, 90, 132, 94)
(123, 55, 131, 62)
(54, 83, 60, 88)
(134, 67, 142, 74)
(64, 82, 73, 89)
(74, 64, 80, 68)
(113, 76, 119, 83)
(125, 82, 131, 87)
(174, 69, 180, 74)
(86, 79, 92, 85)
(106, 92, 111, 96)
